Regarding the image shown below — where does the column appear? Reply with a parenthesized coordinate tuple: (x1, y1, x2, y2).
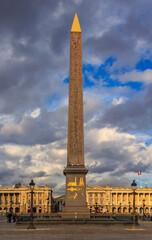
(19, 193, 22, 213)
(8, 194, 10, 210)
(42, 193, 44, 213)
(110, 192, 112, 212)
(138, 193, 140, 206)
(36, 192, 39, 214)
(2, 194, 5, 209)
(93, 193, 95, 210)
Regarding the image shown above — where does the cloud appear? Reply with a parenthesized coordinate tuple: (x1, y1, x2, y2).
(87, 176, 131, 188)
(0, 0, 152, 114)
(85, 127, 152, 177)
(113, 69, 152, 85)
(0, 106, 68, 145)
(0, 0, 152, 193)
(100, 84, 152, 131)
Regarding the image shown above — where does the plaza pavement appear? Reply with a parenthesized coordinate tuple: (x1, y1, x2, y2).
(0, 216, 152, 240)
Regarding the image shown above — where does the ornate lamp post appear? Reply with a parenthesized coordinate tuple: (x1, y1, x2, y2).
(143, 199, 145, 221)
(95, 202, 98, 213)
(112, 202, 114, 214)
(27, 179, 36, 229)
(47, 197, 49, 214)
(128, 201, 131, 213)
(10, 193, 13, 212)
(131, 179, 137, 229)
(119, 203, 121, 213)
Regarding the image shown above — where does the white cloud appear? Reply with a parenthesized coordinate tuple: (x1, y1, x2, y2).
(112, 97, 125, 105)
(114, 69, 152, 85)
(30, 108, 41, 118)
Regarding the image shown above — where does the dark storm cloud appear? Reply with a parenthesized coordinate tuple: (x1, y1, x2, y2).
(85, 28, 136, 67)
(22, 155, 32, 166)
(100, 85, 152, 131)
(0, 0, 152, 114)
(111, 161, 150, 177)
(87, 176, 130, 188)
(19, 171, 48, 179)
(86, 135, 151, 177)
(88, 141, 132, 174)
(0, 0, 152, 191)
(0, 0, 69, 113)
(0, 105, 68, 145)
(0, 169, 15, 181)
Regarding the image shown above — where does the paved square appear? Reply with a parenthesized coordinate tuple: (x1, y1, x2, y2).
(1, 216, 152, 240)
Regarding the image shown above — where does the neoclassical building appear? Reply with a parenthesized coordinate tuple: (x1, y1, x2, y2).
(86, 185, 152, 215)
(0, 184, 52, 214)
(1, 183, 152, 215)
(55, 184, 152, 215)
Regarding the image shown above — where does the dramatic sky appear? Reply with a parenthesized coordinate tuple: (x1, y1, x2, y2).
(0, 0, 152, 195)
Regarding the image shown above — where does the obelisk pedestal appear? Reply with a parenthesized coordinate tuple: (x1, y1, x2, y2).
(62, 14, 90, 219)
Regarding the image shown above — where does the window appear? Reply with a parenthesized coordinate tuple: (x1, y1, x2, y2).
(89, 200, 92, 204)
(39, 200, 42, 204)
(34, 200, 36, 204)
(34, 193, 36, 197)
(28, 200, 30, 205)
(6, 200, 8, 204)
(101, 200, 103, 204)
(89, 193, 92, 197)
(95, 193, 98, 197)
(100, 193, 103, 197)
(39, 193, 42, 197)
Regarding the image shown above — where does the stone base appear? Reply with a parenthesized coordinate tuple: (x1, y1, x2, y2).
(62, 206, 90, 219)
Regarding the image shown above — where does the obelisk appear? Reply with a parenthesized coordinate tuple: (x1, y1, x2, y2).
(63, 13, 89, 219)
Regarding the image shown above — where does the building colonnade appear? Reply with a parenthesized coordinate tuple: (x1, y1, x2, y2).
(0, 184, 52, 214)
(86, 185, 152, 215)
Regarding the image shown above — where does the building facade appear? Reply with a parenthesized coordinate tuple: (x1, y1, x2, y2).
(55, 185, 152, 215)
(0, 184, 52, 214)
(86, 185, 152, 215)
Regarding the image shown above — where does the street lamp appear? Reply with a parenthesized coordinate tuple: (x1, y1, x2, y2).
(143, 199, 145, 221)
(47, 197, 49, 214)
(27, 179, 36, 229)
(119, 203, 121, 213)
(131, 179, 137, 229)
(128, 201, 131, 213)
(95, 202, 98, 213)
(10, 193, 13, 212)
(112, 202, 114, 214)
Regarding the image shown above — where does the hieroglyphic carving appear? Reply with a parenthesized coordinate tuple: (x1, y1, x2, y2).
(67, 177, 85, 199)
(67, 32, 84, 166)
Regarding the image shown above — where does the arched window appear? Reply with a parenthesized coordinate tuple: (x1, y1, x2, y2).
(15, 207, 20, 213)
(123, 207, 127, 213)
(145, 207, 149, 213)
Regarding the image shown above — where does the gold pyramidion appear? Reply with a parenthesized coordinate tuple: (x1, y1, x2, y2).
(71, 13, 81, 32)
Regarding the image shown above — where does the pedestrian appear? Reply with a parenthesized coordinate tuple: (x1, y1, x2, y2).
(12, 213, 17, 222)
(7, 212, 12, 223)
